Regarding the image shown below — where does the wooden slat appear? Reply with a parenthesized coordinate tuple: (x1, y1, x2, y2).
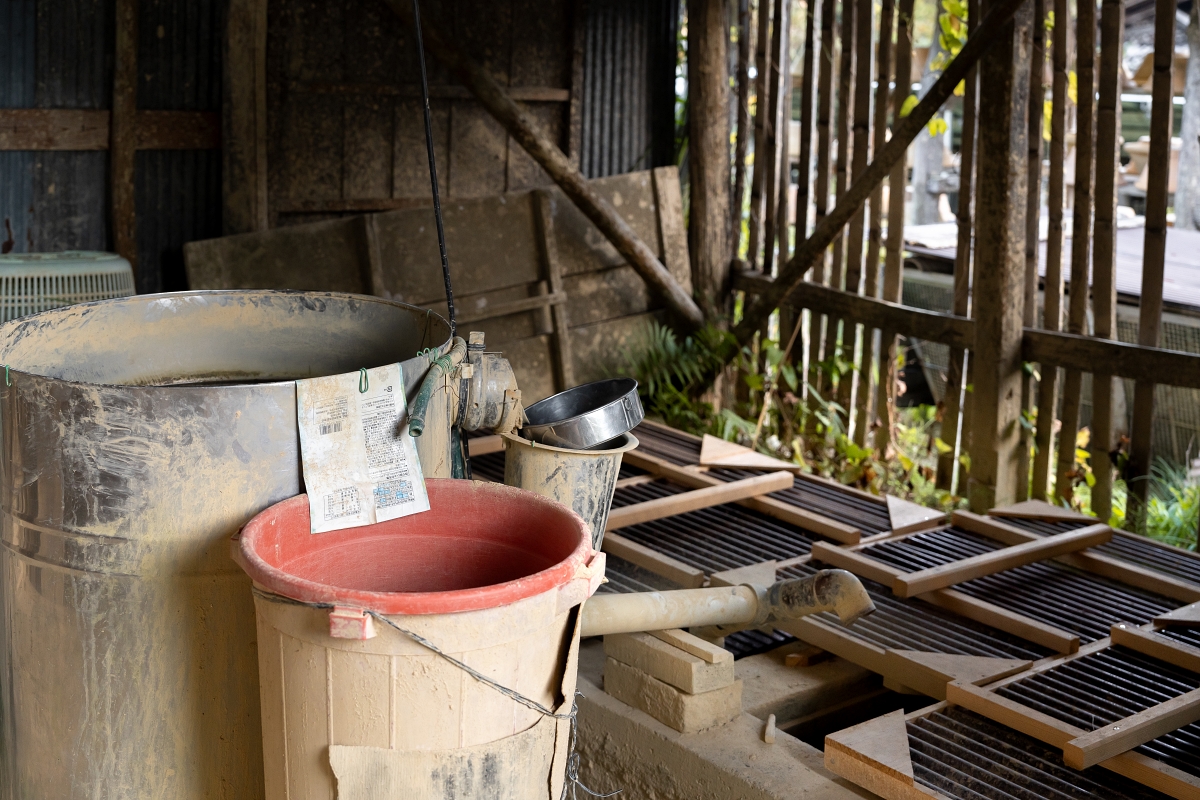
(111, 0, 139, 274)
(1110, 623, 1200, 673)
(759, 0, 788, 275)
(0, 109, 110, 150)
(745, 0, 776, 267)
(613, 475, 658, 490)
(600, 532, 706, 589)
(1064, 688, 1200, 769)
(455, 290, 568, 325)
(466, 434, 505, 457)
(622, 449, 862, 544)
(1022, 330, 1200, 390)
(286, 82, 570, 102)
(891, 526, 1112, 597)
(605, 471, 794, 531)
(736, 272, 976, 350)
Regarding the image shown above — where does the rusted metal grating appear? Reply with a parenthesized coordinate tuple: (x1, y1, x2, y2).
(995, 647, 1200, 778)
(1000, 516, 1200, 587)
(633, 423, 894, 536)
(907, 706, 1175, 800)
(855, 528, 1183, 643)
(778, 563, 1050, 660)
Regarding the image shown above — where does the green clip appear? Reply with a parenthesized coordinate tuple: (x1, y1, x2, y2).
(359, 368, 369, 393)
(3, 365, 9, 387)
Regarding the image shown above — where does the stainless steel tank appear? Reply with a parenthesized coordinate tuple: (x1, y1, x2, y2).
(0, 291, 451, 799)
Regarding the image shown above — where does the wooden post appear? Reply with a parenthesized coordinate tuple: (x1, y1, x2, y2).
(224, 0, 270, 234)
(1032, 0, 1069, 500)
(936, 0, 980, 492)
(1055, 0, 1096, 503)
(796, 0, 818, 241)
(568, 0, 587, 167)
(1091, 0, 1124, 522)
(688, 0, 733, 317)
(383, 0, 705, 330)
(831, 0, 857, 412)
(966, 0, 1032, 511)
(875, 0, 915, 456)
(1129, 0, 1176, 518)
(774, 16, 794, 268)
(748, 0, 775, 268)
(732, 0, 754, 259)
(1017, 0, 1046, 501)
(111, 0, 138, 279)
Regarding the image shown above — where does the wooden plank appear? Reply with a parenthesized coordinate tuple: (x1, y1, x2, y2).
(1110, 623, 1200, 673)
(601, 532, 706, 589)
(1022, 330, 1200, 390)
(1155, 602, 1200, 628)
(566, 0, 585, 166)
(613, 475, 658, 491)
(647, 629, 732, 665)
(111, 0, 139, 275)
(1064, 688, 1200, 768)
(735, 272, 976, 351)
(810, 541, 904, 586)
(652, 167, 693, 294)
(623, 449, 862, 544)
(776, 616, 892, 676)
(466, 434, 504, 457)
(0, 110, 109, 150)
(882, 651, 1032, 701)
(286, 82, 569, 101)
(1060, 552, 1200, 604)
(455, 291, 567, 325)
(223, 0, 269, 233)
(892, 526, 1113, 597)
(952, 509, 1039, 546)
(605, 472, 795, 531)
(534, 190, 575, 390)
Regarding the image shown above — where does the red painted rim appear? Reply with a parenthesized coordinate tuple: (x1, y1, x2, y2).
(236, 479, 593, 615)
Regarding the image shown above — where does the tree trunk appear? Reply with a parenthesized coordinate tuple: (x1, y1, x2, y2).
(1175, 3, 1200, 230)
(689, 0, 733, 317)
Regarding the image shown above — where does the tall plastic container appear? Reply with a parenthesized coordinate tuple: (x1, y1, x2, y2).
(0, 291, 452, 800)
(502, 432, 638, 549)
(235, 480, 604, 800)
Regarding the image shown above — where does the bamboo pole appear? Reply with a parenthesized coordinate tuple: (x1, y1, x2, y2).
(731, 0, 1032, 346)
(1017, 0, 1046, 501)
(732, 0, 754, 260)
(763, 0, 790, 276)
(1091, 0, 1124, 522)
(382, 0, 704, 329)
(830, 0, 859, 417)
(1128, 0, 1176, 520)
(1031, 0, 1069, 500)
(776, 12, 795, 267)
(748, 0, 775, 268)
(796, 0, 818, 240)
(936, 0, 980, 492)
(805, 0, 836, 432)
(875, 0, 915, 456)
(1055, 0, 1096, 504)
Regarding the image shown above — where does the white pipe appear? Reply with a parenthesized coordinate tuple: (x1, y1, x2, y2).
(580, 586, 759, 637)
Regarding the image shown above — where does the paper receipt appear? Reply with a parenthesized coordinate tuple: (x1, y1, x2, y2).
(296, 363, 430, 533)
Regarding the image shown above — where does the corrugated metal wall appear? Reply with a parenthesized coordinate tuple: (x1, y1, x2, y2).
(579, 0, 680, 179)
(0, 0, 222, 292)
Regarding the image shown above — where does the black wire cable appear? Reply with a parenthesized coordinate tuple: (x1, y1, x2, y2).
(410, 0, 455, 339)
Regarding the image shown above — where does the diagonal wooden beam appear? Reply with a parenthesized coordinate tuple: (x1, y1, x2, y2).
(381, 0, 705, 330)
(731, 0, 1032, 347)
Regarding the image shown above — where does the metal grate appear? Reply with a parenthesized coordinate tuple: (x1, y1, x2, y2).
(907, 706, 1176, 800)
(857, 528, 1183, 643)
(1158, 627, 1200, 649)
(721, 629, 797, 660)
(612, 499, 816, 574)
(779, 563, 1050, 660)
(1000, 516, 1200, 586)
(995, 647, 1200, 778)
(633, 423, 894, 536)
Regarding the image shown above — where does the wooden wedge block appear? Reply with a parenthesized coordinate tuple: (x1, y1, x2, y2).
(603, 658, 742, 734)
(604, 632, 734, 694)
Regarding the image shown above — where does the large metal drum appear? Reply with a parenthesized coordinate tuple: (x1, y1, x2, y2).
(0, 291, 451, 799)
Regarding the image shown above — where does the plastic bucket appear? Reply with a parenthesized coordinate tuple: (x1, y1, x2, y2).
(502, 432, 639, 549)
(235, 479, 605, 800)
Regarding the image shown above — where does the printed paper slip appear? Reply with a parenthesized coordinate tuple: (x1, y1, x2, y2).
(297, 363, 429, 533)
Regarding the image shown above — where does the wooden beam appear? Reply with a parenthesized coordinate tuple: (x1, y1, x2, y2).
(1110, 623, 1200, 673)
(285, 82, 570, 101)
(734, 272, 976, 350)
(1064, 688, 1200, 769)
(731, 0, 1032, 346)
(455, 290, 568, 325)
(111, 0, 139, 275)
(623, 449, 862, 543)
(891, 525, 1113, 597)
(535, 191, 575, 390)
(466, 434, 505, 457)
(1023, 329, 1200, 390)
(606, 472, 794, 531)
(223, 0, 270, 233)
(0, 110, 222, 151)
(381, 0, 704, 330)
(601, 532, 706, 588)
